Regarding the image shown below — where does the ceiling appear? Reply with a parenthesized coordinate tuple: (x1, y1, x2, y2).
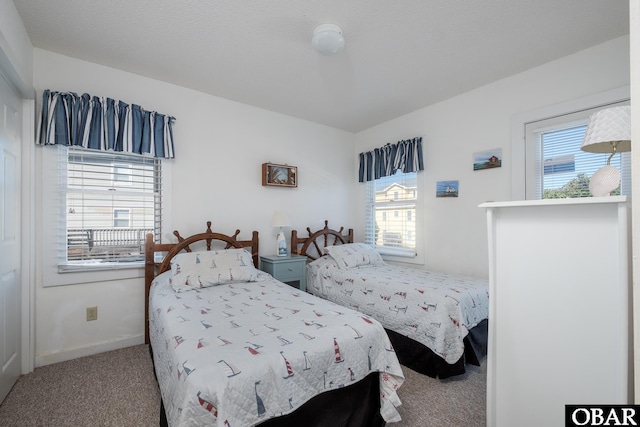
(13, 0, 629, 133)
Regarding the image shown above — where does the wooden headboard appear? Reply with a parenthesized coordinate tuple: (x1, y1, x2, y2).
(291, 220, 354, 260)
(144, 221, 259, 344)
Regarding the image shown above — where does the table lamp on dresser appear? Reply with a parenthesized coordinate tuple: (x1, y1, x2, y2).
(580, 105, 631, 197)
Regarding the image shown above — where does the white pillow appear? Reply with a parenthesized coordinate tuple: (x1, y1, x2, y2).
(323, 243, 385, 270)
(169, 248, 260, 292)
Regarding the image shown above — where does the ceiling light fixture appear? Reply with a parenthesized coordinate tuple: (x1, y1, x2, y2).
(311, 24, 345, 55)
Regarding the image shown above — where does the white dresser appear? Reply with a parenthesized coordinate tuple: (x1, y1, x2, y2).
(479, 196, 631, 427)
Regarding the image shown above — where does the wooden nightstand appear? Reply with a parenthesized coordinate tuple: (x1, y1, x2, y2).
(260, 254, 307, 292)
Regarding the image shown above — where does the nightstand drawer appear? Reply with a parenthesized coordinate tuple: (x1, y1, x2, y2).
(259, 255, 308, 292)
(270, 260, 305, 280)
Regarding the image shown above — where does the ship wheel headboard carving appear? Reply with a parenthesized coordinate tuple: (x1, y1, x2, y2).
(291, 220, 354, 260)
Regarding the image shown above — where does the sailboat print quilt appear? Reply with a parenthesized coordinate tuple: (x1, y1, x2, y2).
(149, 270, 404, 427)
(307, 256, 490, 365)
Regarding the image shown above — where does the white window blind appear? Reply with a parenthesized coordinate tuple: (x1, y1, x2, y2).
(525, 101, 630, 199)
(59, 146, 162, 269)
(365, 170, 417, 257)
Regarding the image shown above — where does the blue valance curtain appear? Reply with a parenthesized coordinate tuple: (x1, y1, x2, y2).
(37, 89, 176, 158)
(358, 137, 424, 182)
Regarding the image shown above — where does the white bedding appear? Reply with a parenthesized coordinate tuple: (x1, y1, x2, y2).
(307, 256, 489, 364)
(149, 270, 404, 427)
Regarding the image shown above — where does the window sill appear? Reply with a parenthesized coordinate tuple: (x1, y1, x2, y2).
(376, 247, 424, 266)
(42, 262, 145, 287)
(377, 247, 416, 258)
(58, 261, 144, 273)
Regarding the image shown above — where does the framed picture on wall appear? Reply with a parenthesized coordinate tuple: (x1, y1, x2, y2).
(436, 180, 459, 197)
(473, 148, 502, 171)
(262, 163, 298, 187)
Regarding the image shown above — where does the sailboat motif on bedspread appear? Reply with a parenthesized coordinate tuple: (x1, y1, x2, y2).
(149, 273, 405, 427)
(281, 351, 294, 378)
(333, 338, 344, 363)
(218, 359, 241, 377)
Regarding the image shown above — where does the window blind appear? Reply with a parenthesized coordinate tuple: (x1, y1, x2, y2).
(525, 101, 631, 199)
(365, 170, 417, 257)
(58, 146, 162, 268)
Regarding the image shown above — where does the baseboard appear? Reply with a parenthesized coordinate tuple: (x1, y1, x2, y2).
(35, 335, 144, 367)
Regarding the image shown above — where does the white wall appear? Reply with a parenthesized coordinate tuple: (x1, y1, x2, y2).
(29, 35, 631, 365)
(33, 49, 355, 365)
(0, 0, 32, 96)
(354, 36, 630, 278)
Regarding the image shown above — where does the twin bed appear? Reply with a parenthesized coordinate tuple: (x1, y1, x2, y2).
(291, 221, 489, 379)
(144, 220, 489, 426)
(144, 222, 404, 427)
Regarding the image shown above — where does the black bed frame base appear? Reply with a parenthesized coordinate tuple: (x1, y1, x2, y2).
(386, 318, 488, 379)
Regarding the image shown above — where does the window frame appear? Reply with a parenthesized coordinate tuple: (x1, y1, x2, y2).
(511, 86, 630, 200)
(526, 110, 630, 199)
(364, 170, 422, 263)
(38, 145, 172, 287)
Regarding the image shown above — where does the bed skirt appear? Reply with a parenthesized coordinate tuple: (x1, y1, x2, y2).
(258, 371, 383, 427)
(152, 345, 384, 427)
(386, 318, 488, 379)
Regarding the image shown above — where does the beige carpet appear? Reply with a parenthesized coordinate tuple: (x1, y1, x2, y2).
(0, 344, 485, 426)
(0, 345, 161, 427)
(395, 363, 486, 427)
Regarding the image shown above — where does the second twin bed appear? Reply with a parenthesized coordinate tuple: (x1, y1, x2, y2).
(291, 221, 489, 379)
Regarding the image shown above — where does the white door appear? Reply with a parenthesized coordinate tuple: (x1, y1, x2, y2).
(0, 71, 22, 403)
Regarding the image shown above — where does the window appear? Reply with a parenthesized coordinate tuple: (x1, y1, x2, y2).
(113, 163, 133, 185)
(61, 146, 162, 268)
(524, 100, 630, 199)
(535, 123, 629, 198)
(365, 170, 417, 257)
(113, 209, 131, 227)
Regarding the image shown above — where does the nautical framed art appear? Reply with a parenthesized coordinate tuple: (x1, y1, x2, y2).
(262, 163, 297, 187)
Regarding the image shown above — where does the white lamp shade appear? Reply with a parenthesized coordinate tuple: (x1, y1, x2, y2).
(312, 24, 345, 55)
(581, 106, 631, 154)
(271, 211, 291, 228)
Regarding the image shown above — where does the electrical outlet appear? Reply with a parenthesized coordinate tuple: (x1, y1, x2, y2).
(86, 306, 98, 321)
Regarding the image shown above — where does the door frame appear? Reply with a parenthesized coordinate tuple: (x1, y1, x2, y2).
(21, 96, 34, 374)
(0, 56, 35, 375)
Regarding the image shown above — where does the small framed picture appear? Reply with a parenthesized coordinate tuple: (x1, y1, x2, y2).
(262, 163, 297, 187)
(473, 148, 502, 171)
(436, 180, 459, 197)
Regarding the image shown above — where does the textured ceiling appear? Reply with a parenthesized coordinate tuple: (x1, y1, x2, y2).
(13, 0, 629, 132)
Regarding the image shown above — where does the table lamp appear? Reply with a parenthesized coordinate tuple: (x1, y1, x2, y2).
(271, 211, 291, 256)
(580, 106, 631, 197)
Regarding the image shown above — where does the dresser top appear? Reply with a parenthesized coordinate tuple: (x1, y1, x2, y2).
(260, 254, 307, 262)
(479, 195, 628, 209)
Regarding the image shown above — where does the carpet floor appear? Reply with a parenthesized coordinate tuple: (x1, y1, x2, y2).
(0, 344, 485, 426)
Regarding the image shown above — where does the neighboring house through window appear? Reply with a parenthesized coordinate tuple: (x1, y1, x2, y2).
(63, 146, 162, 267)
(113, 163, 133, 185)
(365, 170, 418, 258)
(113, 209, 131, 227)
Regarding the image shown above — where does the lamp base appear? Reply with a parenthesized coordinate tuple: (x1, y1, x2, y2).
(276, 231, 287, 256)
(589, 165, 621, 197)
